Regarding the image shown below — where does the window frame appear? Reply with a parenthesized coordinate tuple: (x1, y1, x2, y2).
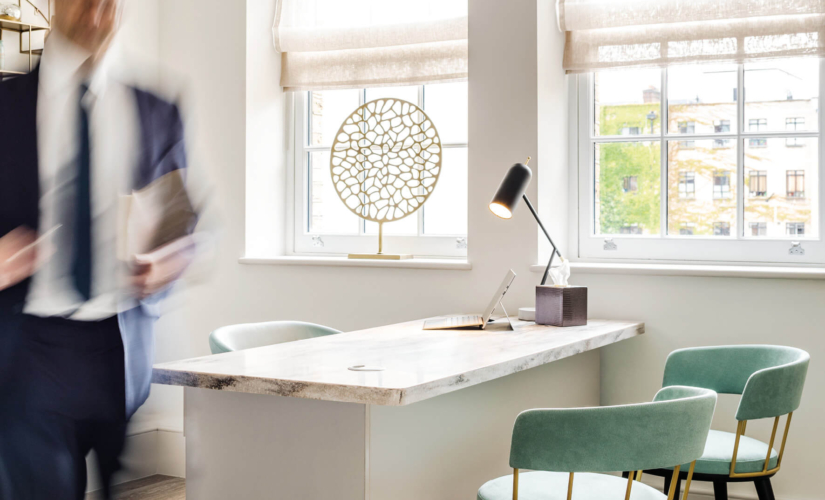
(574, 59, 825, 264)
(291, 86, 468, 257)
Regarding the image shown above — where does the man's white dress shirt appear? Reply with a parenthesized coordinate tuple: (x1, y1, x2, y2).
(25, 29, 139, 320)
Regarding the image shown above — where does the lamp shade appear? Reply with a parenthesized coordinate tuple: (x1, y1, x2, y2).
(489, 162, 532, 219)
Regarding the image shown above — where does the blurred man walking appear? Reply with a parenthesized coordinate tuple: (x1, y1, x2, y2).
(0, 1, 199, 498)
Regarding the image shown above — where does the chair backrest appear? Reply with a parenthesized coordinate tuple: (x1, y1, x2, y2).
(509, 386, 717, 473)
(662, 345, 809, 420)
(209, 321, 342, 354)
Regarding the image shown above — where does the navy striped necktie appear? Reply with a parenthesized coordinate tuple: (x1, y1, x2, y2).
(71, 84, 92, 301)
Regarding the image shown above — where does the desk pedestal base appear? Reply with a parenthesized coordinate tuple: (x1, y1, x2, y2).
(182, 351, 599, 500)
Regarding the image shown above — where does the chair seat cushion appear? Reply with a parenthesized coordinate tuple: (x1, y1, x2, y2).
(669, 429, 778, 475)
(478, 472, 665, 500)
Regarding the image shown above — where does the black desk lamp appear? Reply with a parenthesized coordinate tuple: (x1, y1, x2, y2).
(489, 157, 563, 285)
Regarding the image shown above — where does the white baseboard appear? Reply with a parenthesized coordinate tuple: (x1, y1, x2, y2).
(85, 428, 186, 493)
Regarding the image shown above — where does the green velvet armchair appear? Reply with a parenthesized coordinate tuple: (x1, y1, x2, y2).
(643, 345, 810, 500)
(477, 386, 717, 500)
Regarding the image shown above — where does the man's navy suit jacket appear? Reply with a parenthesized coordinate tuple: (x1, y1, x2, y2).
(0, 68, 190, 418)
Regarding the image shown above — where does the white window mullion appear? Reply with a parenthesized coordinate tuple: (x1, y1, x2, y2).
(660, 68, 668, 237)
(736, 64, 745, 238)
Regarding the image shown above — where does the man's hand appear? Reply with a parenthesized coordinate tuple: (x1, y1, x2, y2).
(0, 227, 39, 292)
(129, 238, 196, 299)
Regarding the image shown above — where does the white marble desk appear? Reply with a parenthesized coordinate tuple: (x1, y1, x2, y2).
(152, 318, 643, 500)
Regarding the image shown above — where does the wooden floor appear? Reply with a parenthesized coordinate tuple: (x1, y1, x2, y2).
(85, 475, 185, 500)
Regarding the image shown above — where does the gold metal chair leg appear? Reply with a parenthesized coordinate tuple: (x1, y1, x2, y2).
(624, 471, 634, 500)
(666, 465, 681, 500)
(512, 468, 518, 500)
(567, 472, 574, 500)
(681, 461, 696, 500)
(763, 416, 780, 473)
(776, 412, 793, 468)
(729, 420, 747, 476)
(635, 470, 643, 481)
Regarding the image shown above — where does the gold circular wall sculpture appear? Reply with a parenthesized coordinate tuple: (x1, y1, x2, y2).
(330, 98, 442, 258)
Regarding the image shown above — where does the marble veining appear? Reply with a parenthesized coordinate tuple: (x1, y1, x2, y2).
(152, 318, 644, 406)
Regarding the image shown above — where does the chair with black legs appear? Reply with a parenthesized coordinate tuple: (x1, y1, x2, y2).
(641, 345, 809, 500)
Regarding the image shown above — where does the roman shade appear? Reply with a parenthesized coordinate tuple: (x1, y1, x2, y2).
(273, 0, 468, 91)
(559, 0, 825, 73)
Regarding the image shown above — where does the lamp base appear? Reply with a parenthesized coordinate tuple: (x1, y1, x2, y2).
(347, 253, 413, 260)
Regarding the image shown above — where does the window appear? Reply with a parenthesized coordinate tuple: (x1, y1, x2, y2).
(713, 120, 731, 148)
(749, 222, 767, 237)
(749, 119, 768, 131)
(623, 176, 638, 193)
(786, 170, 805, 198)
(293, 83, 468, 256)
(748, 171, 767, 197)
(715, 120, 731, 133)
(620, 224, 642, 235)
(787, 222, 805, 236)
(621, 126, 641, 136)
(713, 222, 731, 236)
(748, 119, 767, 147)
(678, 172, 695, 199)
(713, 171, 731, 199)
(786, 118, 805, 147)
(579, 59, 821, 263)
(678, 121, 695, 134)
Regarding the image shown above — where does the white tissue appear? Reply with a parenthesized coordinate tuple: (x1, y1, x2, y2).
(549, 257, 570, 287)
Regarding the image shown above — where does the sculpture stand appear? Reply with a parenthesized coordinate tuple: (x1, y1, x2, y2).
(348, 222, 413, 260)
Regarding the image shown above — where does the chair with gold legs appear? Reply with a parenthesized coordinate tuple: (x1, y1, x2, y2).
(641, 346, 809, 500)
(477, 386, 717, 500)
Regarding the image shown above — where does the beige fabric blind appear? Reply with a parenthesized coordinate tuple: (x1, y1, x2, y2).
(274, 0, 468, 91)
(559, 0, 825, 73)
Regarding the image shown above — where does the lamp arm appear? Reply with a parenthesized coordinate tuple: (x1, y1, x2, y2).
(521, 195, 562, 286)
(522, 194, 562, 257)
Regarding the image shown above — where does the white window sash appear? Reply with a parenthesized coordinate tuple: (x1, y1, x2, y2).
(573, 59, 825, 264)
(291, 90, 468, 257)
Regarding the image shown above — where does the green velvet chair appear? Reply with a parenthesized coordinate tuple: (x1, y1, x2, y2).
(477, 386, 717, 500)
(208, 321, 341, 354)
(642, 345, 809, 500)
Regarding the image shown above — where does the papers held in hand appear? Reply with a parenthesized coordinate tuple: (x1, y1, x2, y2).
(118, 170, 198, 264)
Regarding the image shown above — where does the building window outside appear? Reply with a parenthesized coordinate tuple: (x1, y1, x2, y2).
(749, 222, 767, 236)
(678, 121, 695, 134)
(621, 126, 641, 136)
(749, 170, 768, 197)
(787, 222, 805, 235)
(786, 170, 805, 198)
(679, 223, 695, 236)
(748, 118, 767, 147)
(714, 120, 731, 133)
(713, 171, 732, 199)
(713, 222, 731, 236)
(786, 118, 805, 146)
(623, 176, 638, 193)
(679, 171, 695, 199)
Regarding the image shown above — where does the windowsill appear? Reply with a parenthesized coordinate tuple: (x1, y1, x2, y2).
(530, 261, 825, 279)
(240, 255, 472, 270)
